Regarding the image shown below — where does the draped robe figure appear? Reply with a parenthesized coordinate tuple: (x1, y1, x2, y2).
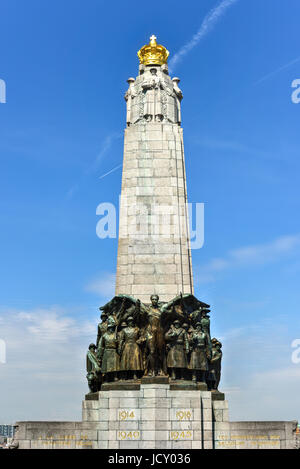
(124, 77, 136, 126)
(86, 292, 223, 391)
(98, 325, 120, 382)
(118, 317, 144, 380)
(172, 77, 183, 124)
(165, 320, 189, 380)
(142, 68, 173, 122)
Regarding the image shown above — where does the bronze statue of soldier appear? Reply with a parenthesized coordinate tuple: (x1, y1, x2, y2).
(208, 339, 222, 391)
(188, 322, 211, 385)
(165, 319, 189, 380)
(96, 311, 108, 348)
(200, 310, 210, 333)
(86, 293, 222, 391)
(86, 343, 101, 393)
(118, 316, 145, 380)
(182, 322, 193, 380)
(98, 319, 119, 383)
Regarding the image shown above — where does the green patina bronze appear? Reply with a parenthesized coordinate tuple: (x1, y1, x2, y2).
(86, 293, 222, 392)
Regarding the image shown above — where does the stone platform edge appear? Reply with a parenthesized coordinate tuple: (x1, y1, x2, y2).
(14, 383, 298, 450)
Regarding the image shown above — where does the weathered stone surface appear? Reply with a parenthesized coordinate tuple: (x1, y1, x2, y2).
(116, 122, 193, 302)
(211, 391, 225, 401)
(16, 388, 298, 449)
(170, 381, 197, 391)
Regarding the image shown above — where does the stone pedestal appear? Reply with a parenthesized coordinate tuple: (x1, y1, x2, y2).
(82, 383, 223, 449)
(15, 389, 297, 449)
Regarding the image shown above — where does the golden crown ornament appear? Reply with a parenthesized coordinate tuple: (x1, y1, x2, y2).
(137, 35, 169, 66)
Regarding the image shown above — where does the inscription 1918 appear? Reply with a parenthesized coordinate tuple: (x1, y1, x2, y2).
(176, 410, 192, 421)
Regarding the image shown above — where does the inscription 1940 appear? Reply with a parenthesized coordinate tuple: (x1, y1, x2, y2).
(117, 431, 140, 441)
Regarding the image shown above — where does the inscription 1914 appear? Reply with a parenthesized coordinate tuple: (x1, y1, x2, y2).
(118, 410, 135, 421)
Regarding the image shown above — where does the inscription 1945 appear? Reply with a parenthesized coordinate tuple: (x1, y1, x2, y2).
(170, 430, 193, 441)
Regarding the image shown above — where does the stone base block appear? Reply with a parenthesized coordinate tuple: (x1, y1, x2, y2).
(211, 391, 225, 401)
(101, 381, 141, 391)
(85, 392, 100, 401)
(169, 380, 197, 391)
(15, 387, 298, 449)
(197, 382, 208, 391)
(141, 376, 169, 385)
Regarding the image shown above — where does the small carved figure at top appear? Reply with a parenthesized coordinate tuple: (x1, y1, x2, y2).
(172, 77, 183, 124)
(125, 77, 136, 127)
(142, 68, 173, 122)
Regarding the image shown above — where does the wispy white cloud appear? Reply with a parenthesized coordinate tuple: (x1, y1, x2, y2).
(16, 309, 94, 343)
(0, 305, 299, 423)
(197, 234, 300, 284)
(230, 235, 300, 264)
(85, 272, 116, 298)
(169, 0, 240, 72)
(6, 307, 96, 345)
(226, 365, 300, 421)
(219, 317, 300, 421)
(0, 307, 98, 421)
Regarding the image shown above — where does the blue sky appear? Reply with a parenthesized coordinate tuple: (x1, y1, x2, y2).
(0, 0, 300, 423)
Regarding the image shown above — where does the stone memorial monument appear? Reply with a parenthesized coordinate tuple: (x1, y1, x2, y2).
(15, 36, 298, 450)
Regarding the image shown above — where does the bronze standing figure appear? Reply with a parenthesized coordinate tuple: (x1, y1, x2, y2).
(98, 321, 120, 382)
(86, 294, 222, 391)
(165, 320, 189, 380)
(188, 322, 210, 384)
(86, 343, 101, 393)
(118, 316, 144, 380)
(96, 312, 108, 348)
(208, 339, 222, 391)
(143, 294, 167, 377)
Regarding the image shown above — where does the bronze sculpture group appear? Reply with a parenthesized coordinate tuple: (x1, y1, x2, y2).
(86, 294, 222, 393)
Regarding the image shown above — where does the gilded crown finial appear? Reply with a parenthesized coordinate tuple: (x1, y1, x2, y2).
(149, 34, 157, 45)
(137, 35, 169, 66)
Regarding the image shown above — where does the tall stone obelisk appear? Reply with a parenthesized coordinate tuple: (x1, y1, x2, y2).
(116, 35, 194, 303)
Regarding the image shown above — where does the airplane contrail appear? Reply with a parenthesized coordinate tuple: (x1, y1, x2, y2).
(254, 56, 300, 86)
(99, 164, 122, 180)
(169, 0, 240, 73)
